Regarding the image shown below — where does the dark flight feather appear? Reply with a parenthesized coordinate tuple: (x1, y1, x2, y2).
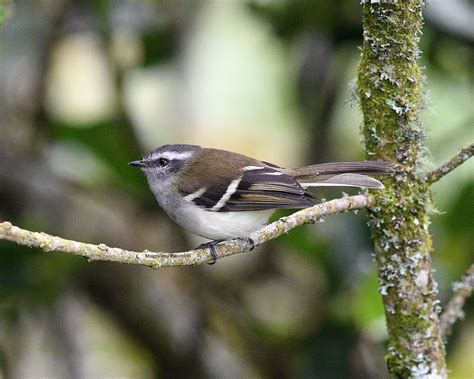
(177, 147, 393, 212)
(222, 167, 313, 211)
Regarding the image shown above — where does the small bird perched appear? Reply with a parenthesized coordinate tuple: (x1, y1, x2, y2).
(129, 144, 393, 252)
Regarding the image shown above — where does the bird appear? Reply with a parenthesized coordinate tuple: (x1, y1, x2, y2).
(129, 144, 393, 257)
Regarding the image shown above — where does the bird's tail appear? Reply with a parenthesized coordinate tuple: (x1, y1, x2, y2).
(283, 161, 395, 190)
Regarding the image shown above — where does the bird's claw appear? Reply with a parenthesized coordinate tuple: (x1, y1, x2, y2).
(196, 240, 224, 265)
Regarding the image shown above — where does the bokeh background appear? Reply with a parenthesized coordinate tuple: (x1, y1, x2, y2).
(0, 1, 472, 378)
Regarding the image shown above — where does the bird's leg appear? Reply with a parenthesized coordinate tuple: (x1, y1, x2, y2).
(239, 237, 255, 251)
(197, 237, 255, 265)
(196, 239, 224, 265)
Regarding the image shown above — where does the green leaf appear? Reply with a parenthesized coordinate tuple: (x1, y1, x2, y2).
(0, 0, 11, 27)
(353, 270, 385, 334)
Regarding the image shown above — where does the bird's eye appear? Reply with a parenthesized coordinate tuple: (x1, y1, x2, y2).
(159, 158, 169, 167)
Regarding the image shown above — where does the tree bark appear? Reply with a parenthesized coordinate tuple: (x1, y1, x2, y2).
(357, 1, 447, 377)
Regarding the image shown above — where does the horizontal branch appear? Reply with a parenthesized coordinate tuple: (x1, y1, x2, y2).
(427, 142, 474, 184)
(0, 194, 374, 267)
(440, 264, 474, 339)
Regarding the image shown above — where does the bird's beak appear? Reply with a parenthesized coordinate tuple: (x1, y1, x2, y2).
(128, 160, 147, 167)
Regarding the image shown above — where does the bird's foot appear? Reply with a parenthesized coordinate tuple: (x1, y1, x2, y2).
(197, 237, 255, 265)
(239, 237, 255, 251)
(196, 239, 224, 265)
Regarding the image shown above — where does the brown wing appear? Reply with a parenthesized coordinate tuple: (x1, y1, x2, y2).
(222, 166, 314, 211)
(178, 149, 314, 212)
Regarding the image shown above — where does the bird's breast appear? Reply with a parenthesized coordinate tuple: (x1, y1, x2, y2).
(146, 176, 273, 239)
(169, 202, 273, 240)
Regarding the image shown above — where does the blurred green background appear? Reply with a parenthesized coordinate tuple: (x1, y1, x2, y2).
(0, 1, 472, 378)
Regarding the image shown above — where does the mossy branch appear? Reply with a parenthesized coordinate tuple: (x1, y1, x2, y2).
(440, 264, 474, 339)
(358, 1, 448, 376)
(426, 142, 474, 184)
(0, 195, 373, 267)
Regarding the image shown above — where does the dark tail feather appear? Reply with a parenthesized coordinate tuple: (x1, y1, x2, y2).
(283, 161, 395, 190)
(286, 161, 395, 178)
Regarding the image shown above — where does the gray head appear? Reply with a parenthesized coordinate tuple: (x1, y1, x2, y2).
(129, 144, 201, 181)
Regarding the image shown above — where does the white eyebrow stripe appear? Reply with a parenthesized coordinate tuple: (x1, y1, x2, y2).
(184, 187, 207, 201)
(163, 151, 194, 160)
(211, 177, 242, 211)
(150, 151, 194, 161)
(243, 165, 265, 171)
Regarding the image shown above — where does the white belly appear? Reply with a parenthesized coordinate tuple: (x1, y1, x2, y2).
(170, 203, 273, 240)
(147, 175, 273, 240)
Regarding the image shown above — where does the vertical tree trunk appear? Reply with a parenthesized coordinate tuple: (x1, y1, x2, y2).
(357, 1, 447, 377)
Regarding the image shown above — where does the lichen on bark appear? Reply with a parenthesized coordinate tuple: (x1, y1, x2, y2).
(357, 1, 447, 377)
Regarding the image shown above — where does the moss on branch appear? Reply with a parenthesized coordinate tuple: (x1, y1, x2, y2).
(427, 143, 474, 184)
(357, 1, 447, 377)
(440, 264, 474, 339)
